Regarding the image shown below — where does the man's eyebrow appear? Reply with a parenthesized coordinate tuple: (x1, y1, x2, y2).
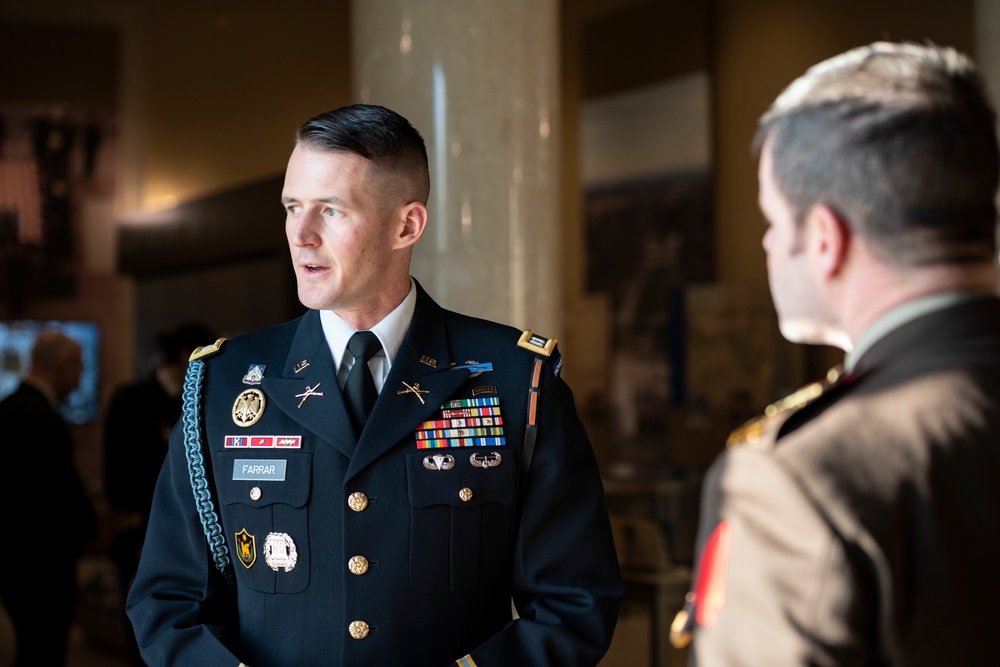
(280, 195, 350, 206)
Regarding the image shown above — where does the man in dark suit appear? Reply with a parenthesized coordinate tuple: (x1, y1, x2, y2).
(126, 104, 622, 666)
(672, 42, 1000, 665)
(0, 330, 97, 666)
(103, 320, 217, 667)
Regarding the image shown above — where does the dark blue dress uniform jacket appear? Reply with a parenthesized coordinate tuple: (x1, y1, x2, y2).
(127, 283, 623, 667)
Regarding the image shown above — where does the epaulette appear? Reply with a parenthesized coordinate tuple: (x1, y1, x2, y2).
(517, 329, 556, 357)
(726, 365, 845, 447)
(189, 338, 229, 362)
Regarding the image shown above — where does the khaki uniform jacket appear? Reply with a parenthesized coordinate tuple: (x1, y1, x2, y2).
(688, 296, 1000, 666)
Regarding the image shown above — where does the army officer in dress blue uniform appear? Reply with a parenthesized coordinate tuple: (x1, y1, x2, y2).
(126, 103, 623, 667)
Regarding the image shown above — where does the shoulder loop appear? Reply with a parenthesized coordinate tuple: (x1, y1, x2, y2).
(189, 337, 228, 362)
(181, 358, 236, 590)
(517, 329, 556, 357)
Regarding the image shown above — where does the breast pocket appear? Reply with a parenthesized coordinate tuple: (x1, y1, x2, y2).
(217, 450, 313, 594)
(406, 448, 517, 594)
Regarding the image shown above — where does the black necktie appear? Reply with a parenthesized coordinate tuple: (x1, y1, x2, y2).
(345, 331, 382, 437)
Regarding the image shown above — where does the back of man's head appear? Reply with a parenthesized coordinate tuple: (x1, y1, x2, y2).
(29, 330, 83, 401)
(754, 41, 1000, 267)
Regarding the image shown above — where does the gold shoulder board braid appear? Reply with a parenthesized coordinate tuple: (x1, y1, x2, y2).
(189, 337, 229, 361)
(727, 366, 845, 446)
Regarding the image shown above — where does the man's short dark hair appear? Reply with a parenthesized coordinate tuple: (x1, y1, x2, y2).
(295, 104, 431, 208)
(754, 41, 1000, 266)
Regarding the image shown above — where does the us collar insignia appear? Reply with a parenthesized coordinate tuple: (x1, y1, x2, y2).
(293, 359, 309, 373)
(420, 355, 438, 368)
(243, 364, 265, 385)
(232, 388, 266, 427)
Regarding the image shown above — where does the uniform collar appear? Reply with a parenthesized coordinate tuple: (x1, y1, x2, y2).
(319, 278, 417, 375)
(845, 290, 992, 373)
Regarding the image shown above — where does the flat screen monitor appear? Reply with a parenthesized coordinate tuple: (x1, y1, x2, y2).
(0, 320, 100, 424)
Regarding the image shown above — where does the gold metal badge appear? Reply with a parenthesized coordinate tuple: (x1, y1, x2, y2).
(232, 388, 266, 427)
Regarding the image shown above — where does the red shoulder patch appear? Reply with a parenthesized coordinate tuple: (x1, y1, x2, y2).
(694, 520, 732, 626)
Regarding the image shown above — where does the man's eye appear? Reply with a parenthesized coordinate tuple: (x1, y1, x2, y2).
(323, 207, 344, 218)
(285, 204, 301, 215)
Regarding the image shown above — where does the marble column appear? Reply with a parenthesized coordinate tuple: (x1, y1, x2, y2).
(352, 0, 561, 338)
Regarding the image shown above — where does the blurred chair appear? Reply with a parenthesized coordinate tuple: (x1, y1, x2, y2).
(611, 513, 692, 667)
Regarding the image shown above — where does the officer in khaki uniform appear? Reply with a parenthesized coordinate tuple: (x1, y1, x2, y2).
(673, 42, 1000, 665)
(126, 104, 622, 666)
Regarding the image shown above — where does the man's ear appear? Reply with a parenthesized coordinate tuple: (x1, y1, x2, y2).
(806, 204, 850, 279)
(394, 202, 427, 250)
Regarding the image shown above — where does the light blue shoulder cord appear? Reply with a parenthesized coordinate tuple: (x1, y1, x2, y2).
(182, 358, 236, 590)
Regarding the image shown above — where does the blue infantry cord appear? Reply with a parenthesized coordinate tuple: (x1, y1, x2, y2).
(182, 358, 236, 590)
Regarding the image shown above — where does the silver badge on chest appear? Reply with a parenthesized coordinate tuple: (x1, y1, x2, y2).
(263, 532, 298, 572)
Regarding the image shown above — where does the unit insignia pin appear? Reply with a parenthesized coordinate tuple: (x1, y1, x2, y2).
(235, 528, 256, 569)
(232, 389, 266, 427)
(242, 364, 266, 385)
(295, 383, 324, 408)
(470, 452, 502, 469)
(263, 532, 298, 572)
(423, 454, 456, 471)
(472, 385, 498, 397)
(398, 380, 430, 405)
(293, 359, 310, 373)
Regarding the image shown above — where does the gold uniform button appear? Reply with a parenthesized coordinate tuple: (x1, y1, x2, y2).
(348, 555, 369, 575)
(250, 487, 262, 501)
(348, 492, 369, 512)
(459, 487, 473, 502)
(349, 620, 369, 639)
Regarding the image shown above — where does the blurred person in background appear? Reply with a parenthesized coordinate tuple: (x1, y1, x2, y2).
(0, 330, 97, 666)
(103, 321, 217, 667)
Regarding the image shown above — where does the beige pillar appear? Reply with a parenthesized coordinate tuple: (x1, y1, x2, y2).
(352, 0, 562, 338)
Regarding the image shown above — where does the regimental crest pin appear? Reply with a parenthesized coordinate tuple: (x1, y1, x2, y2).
(242, 364, 266, 385)
(235, 528, 256, 569)
(232, 388, 266, 427)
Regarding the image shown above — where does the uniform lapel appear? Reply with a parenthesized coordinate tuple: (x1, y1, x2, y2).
(262, 310, 357, 460)
(345, 286, 471, 480)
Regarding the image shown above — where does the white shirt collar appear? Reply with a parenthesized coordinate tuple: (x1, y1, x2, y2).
(319, 278, 417, 381)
